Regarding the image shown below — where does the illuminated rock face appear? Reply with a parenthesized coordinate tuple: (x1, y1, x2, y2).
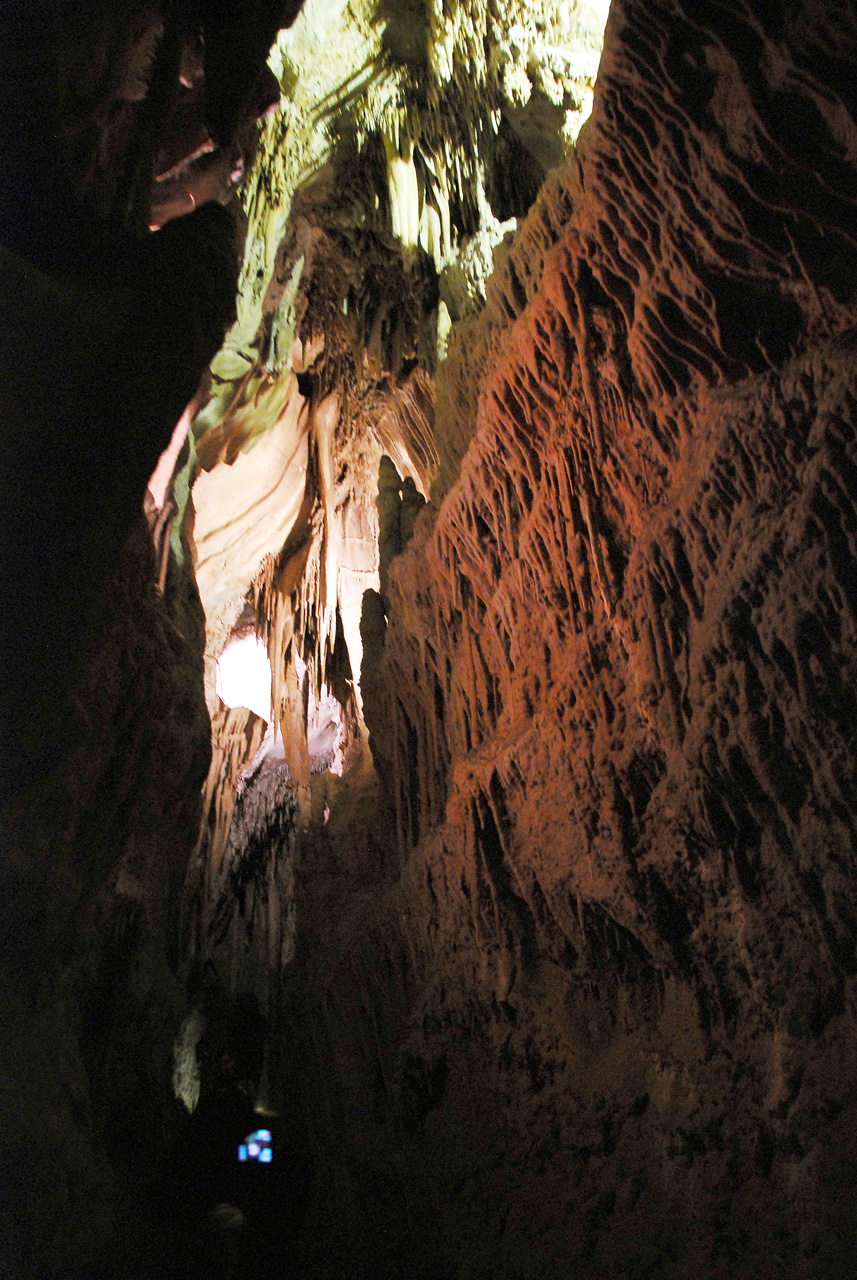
(182, 0, 612, 789)
(192, 376, 310, 629)
(286, 3, 857, 1275)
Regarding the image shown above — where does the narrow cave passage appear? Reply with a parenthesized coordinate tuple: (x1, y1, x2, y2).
(6, 2, 857, 1279)
(130, 1, 611, 1268)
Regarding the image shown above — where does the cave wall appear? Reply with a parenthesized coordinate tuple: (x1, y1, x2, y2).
(0, 515, 212, 1277)
(278, 3, 857, 1276)
(0, 4, 280, 1274)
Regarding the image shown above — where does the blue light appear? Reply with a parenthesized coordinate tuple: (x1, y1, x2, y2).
(239, 1129, 273, 1162)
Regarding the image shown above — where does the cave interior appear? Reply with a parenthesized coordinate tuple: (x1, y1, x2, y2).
(4, 0, 857, 1277)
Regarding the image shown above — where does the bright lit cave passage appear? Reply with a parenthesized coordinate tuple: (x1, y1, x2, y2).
(216, 631, 346, 777)
(135, 0, 610, 1267)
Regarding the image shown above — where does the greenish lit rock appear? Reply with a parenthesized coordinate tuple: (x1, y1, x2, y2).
(164, 0, 612, 791)
(192, 0, 611, 467)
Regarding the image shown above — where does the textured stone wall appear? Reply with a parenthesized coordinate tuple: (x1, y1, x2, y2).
(289, 4, 857, 1276)
(0, 517, 212, 1278)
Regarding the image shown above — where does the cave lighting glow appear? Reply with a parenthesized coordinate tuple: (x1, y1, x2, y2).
(215, 633, 273, 722)
(216, 637, 346, 775)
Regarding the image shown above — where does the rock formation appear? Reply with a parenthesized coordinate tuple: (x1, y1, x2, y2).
(4, 1, 857, 1278)
(360, 5, 857, 1272)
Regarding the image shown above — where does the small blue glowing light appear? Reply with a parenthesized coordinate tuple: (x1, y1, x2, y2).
(238, 1128, 273, 1163)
